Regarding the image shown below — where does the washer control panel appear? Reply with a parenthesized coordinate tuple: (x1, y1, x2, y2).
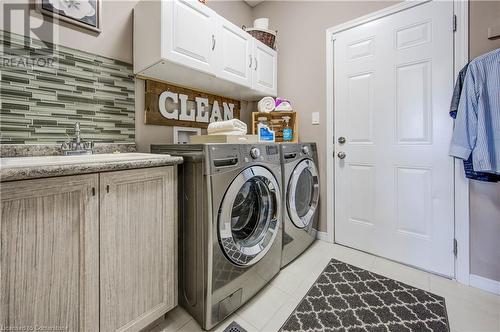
(240, 144, 280, 164)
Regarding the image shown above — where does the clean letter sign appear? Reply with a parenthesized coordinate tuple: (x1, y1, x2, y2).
(145, 80, 241, 129)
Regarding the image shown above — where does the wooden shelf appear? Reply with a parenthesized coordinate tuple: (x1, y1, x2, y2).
(251, 111, 298, 142)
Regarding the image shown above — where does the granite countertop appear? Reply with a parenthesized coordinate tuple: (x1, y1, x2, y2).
(0, 153, 183, 182)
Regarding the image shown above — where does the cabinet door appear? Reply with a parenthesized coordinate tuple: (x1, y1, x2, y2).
(1, 175, 99, 332)
(162, 0, 217, 74)
(252, 39, 278, 96)
(99, 167, 177, 332)
(216, 17, 252, 87)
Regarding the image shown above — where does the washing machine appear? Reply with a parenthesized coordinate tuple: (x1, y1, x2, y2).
(151, 143, 282, 330)
(280, 143, 320, 268)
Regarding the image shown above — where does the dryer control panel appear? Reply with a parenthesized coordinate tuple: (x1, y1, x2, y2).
(281, 143, 316, 164)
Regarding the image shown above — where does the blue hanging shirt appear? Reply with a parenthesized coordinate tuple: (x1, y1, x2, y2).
(450, 64, 500, 182)
(449, 48, 500, 175)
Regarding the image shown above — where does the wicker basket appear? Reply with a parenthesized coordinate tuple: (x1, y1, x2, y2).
(246, 28, 276, 49)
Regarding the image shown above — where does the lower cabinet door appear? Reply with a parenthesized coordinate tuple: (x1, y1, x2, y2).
(0, 174, 99, 332)
(99, 167, 178, 332)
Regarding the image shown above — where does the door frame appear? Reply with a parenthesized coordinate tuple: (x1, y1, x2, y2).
(324, 0, 470, 284)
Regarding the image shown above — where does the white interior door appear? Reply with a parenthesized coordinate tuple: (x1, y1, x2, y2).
(334, 1, 455, 277)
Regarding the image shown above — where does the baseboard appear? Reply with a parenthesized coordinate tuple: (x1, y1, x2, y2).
(316, 231, 332, 242)
(469, 274, 500, 295)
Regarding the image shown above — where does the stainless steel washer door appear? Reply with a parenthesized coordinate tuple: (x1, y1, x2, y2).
(287, 159, 319, 229)
(218, 166, 281, 267)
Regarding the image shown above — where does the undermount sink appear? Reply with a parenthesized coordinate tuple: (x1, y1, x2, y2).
(0, 153, 170, 169)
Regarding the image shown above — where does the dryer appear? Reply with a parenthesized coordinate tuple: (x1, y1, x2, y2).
(280, 143, 320, 268)
(151, 143, 282, 330)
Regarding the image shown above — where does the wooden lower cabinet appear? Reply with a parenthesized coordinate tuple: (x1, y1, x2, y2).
(0, 174, 99, 331)
(99, 167, 177, 332)
(0, 166, 178, 332)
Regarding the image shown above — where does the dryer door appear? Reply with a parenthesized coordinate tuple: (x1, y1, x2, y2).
(287, 159, 319, 229)
(218, 166, 281, 266)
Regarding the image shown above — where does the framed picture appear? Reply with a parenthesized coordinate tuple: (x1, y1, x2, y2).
(37, 0, 102, 33)
(173, 127, 201, 144)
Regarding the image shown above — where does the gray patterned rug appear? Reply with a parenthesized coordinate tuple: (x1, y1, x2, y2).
(280, 259, 449, 332)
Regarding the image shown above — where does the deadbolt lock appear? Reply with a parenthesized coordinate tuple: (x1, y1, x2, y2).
(338, 136, 346, 144)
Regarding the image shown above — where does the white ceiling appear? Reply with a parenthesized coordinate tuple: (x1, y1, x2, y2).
(244, 0, 264, 7)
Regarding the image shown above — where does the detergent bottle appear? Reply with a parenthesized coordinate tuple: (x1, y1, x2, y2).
(282, 116, 293, 141)
(257, 117, 275, 142)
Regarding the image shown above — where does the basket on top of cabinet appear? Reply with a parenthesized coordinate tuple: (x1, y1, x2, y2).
(251, 111, 299, 143)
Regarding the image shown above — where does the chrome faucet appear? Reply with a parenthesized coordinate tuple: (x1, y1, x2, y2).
(75, 121, 81, 145)
(61, 122, 94, 155)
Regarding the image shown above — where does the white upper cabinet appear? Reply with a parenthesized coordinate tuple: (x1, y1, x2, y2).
(163, 0, 217, 74)
(252, 39, 278, 96)
(216, 16, 253, 88)
(134, 0, 277, 100)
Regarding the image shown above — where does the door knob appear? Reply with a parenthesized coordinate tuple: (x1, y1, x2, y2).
(337, 151, 346, 159)
(338, 136, 346, 144)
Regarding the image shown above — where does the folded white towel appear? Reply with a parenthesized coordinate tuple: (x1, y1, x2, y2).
(208, 129, 247, 136)
(258, 97, 275, 113)
(207, 119, 247, 135)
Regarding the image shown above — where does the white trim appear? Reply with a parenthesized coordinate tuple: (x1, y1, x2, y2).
(316, 231, 330, 242)
(453, 0, 470, 286)
(325, 0, 470, 282)
(325, 27, 335, 244)
(469, 274, 500, 295)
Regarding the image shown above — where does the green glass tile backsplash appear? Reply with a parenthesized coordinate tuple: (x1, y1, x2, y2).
(0, 31, 135, 144)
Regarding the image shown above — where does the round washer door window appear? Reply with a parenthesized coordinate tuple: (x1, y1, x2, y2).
(287, 159, 319, 229)
(218, 166, 281, 266)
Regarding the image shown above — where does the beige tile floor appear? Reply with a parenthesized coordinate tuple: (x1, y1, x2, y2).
(150, 241, 500, 332)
